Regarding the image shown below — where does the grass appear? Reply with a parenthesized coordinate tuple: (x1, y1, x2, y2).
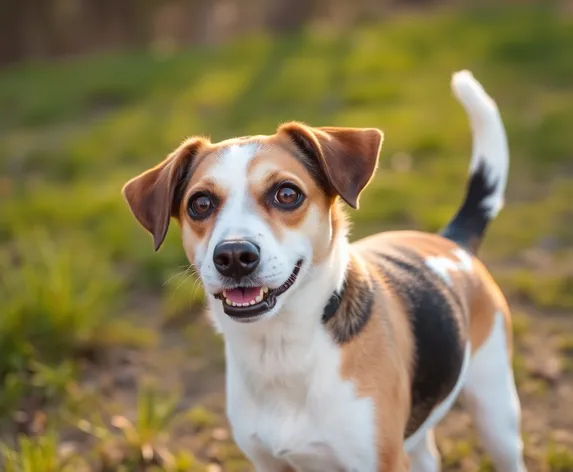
(0, 432, 89, 472)
(101, 386, 189, 469)
(1, 3, 572, 470)
(546, 441, 573, 472)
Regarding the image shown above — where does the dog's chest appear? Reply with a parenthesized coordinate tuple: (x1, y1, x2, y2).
(225, 330, 377, 471)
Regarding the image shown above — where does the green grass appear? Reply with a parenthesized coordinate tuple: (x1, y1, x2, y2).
(105, 386, 184, 467)
(1, 3, 572, 469)
(0, 432, 89, 472)
(546, 441, 573, 472)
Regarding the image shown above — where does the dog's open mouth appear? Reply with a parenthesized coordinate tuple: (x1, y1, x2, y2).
(214, 260, 303, 320)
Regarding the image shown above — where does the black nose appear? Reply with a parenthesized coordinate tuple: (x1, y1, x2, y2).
(213, 240, 260, 278)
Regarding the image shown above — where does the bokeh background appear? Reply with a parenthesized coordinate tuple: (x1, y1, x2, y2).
(1, 0, 573, 470)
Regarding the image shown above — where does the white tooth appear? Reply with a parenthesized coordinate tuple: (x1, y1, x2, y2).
(255, 295, 262, 303)
(263, 287, 269, 294)
(232, 302, 239, 307)
(226, 298, 232, 305)
(250, 300, 256, 305)
(242, 303, 250, 307)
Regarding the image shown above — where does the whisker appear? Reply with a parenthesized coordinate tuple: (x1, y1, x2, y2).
(163, 266, 192, 286)
(175, 270, 195, 292)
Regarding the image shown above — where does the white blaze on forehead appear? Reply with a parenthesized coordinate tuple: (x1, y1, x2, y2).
(425, 248, 473, 286)
(206, 143, 260, 189)
(206, 143, 261, 241)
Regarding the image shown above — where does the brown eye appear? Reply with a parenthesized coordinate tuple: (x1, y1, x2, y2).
(188, 192, 215, 219)
(274, 184, 304, 210)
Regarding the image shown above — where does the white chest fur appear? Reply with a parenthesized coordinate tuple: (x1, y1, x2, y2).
(223, 319, 378, 472)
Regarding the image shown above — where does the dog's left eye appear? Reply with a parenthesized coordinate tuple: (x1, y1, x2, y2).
(188, 192, 215, 219)
(274, 184, 304, 210)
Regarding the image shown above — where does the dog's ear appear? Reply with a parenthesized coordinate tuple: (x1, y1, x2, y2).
(277, 122, 383, 209)
(122, 137, 206, 251)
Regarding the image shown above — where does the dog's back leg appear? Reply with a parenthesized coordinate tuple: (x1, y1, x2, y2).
(462, 312, 526, 472)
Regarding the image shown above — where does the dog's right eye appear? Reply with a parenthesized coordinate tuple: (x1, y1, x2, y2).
(273, 183, 305, 210)
(188, 192, 215, 220)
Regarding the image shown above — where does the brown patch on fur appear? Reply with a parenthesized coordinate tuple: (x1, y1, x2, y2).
(336, 253, 414, 470)
(469, 258, 512, 355)
(328, 199, 350, 260)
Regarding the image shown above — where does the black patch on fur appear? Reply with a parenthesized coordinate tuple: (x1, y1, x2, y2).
(372, 247, 468, 438)
(441, 160, 498, 254)
(323, 258, 375, 344)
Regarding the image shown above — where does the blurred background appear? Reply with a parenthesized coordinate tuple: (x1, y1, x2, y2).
(1, 0, 573, 470)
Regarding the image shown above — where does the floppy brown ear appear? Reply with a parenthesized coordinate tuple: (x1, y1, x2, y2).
(122, 137, 206, 251)
(277, 122, 383, 209)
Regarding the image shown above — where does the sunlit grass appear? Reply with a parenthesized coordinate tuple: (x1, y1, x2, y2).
(0, 232, 152, 414)
(0, 432, 89, 472)
(108, 386, 182, 465)
(0, 232, 120, 368)
(67, 386, 210, 471)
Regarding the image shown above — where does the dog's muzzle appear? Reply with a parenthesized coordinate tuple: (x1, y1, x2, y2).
(213, 260, 303, 321)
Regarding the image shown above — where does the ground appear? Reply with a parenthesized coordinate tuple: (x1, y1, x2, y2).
(1, 4, 573, 471)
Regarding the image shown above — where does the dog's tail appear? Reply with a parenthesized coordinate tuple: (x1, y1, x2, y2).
(441, 70, 509, 254)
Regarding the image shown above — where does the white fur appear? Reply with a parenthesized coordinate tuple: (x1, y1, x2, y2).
(424, 248, 473, 286)
(451, 70, 509, 218)
(462, 313, 527, 472)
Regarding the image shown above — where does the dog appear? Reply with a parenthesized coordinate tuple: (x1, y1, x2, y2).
(122, 70, 527, 472)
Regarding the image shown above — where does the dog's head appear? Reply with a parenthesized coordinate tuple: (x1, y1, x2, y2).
(122, 122, 383, 323)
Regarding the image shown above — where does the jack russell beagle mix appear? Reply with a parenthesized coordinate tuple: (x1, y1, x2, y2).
(122, 70, 526, 471)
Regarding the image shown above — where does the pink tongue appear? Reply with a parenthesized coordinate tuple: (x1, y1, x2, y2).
(225, 287, 262, 304)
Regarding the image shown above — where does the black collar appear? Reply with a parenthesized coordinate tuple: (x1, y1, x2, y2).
(321, 286, 344, 323)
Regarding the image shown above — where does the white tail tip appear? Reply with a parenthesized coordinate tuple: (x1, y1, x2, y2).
(451, 70, 499, 118)
(450, 69, 509, 219)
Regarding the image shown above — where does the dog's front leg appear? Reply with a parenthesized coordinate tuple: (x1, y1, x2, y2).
(377, 424, 411, 472)
(379, 449, 410, 472)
